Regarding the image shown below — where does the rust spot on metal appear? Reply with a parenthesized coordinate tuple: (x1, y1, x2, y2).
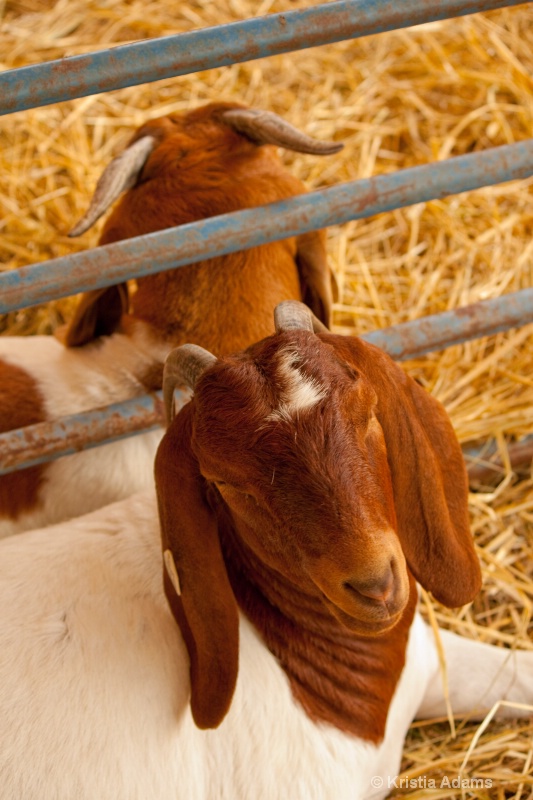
(351, 179, 379, 213)
(0, 388, 173, 475)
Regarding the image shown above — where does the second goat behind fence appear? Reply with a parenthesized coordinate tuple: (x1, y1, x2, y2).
(1, 302, 531, 800)
(0, 103, 340, 537)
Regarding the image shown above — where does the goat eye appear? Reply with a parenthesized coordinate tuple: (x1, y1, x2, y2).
(213, 480, 242, 494)
(214, 482, 258, 505)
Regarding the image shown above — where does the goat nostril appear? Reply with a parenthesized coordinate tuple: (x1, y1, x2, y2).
(344, 568, 394, 603)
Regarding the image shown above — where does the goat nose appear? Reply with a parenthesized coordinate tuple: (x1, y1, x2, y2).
(344, 567, 394, 603)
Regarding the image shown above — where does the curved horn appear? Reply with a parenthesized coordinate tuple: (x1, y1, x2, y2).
(222, 108, 343, 156)
(163, 344, 217, 425)
(274, 300, 329, 334)
(69, 135, 157, 237)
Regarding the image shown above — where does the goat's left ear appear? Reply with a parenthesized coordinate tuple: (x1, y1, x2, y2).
(154, 404, 239, 729)
(57, 284, 129, 347)
(332, 336, 481, 608)
(296, 229, 335, 328)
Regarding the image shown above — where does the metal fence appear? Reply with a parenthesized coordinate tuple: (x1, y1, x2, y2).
(1, 0, 532, 476)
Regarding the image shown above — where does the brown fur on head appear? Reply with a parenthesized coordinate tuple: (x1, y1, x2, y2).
(64, 102, 338, 349)
(155, 322, 481, 730)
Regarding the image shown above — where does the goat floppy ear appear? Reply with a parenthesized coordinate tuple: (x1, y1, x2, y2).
(296, 229, 334, 329)
(330, 335, 481, 608)
(58, 283, 129, 347)
(155, 403, 239, 729)
(395, 370, 482, 605)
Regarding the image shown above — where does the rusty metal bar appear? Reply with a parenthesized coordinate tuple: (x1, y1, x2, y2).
(1, 290, 532, 475)
(0, 390, 186, 476)
(2, 139, 533, 315)
(0, 0, 528, 116)
(363, 288, 533, 359)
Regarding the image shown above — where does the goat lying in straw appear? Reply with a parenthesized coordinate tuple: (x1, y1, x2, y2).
(0, 103, 340, 536)
(0, 301, 530, 799)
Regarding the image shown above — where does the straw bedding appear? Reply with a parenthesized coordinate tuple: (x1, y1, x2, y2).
(1, 1, 532, 795)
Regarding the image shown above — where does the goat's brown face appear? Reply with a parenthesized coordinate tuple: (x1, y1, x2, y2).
(191, 332, 410, 635)
(156, 307, 481, 730)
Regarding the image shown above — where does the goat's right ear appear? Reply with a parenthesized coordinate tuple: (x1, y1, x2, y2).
(57, 283, 129, 347)
(154, 403, 239, 729)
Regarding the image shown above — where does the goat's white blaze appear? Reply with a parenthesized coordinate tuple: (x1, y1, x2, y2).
(268, 346, 327, 422)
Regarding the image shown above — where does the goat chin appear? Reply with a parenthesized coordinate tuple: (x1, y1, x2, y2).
(1, 489, 531, 800)
(328, 602, 406, 636)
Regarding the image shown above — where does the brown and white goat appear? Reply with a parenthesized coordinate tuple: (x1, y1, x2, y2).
(0, 302, 530, 799)
(0, 103, 340, 536)
(156, 301, 488, 733)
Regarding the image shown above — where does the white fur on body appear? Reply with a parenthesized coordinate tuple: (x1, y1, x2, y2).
(0, 326, 167, 537)
(1, 491, 531, 800)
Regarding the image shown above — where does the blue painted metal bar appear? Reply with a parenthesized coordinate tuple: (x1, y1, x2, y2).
(1, 289, 532, 475)
(2, 139, 533, 315)
(0, 389, 189, 476)
(362, 288, 533, 359)
(0, 0, 527, 116)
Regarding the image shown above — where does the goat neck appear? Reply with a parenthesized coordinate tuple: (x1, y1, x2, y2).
(216, 505, 417, 744)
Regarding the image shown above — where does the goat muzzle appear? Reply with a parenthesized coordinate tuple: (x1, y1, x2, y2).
(344, 567, 395, 604)
(307, 543, 410, 635)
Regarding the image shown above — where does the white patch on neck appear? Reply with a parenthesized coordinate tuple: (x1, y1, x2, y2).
(267, 346, 327, 422)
